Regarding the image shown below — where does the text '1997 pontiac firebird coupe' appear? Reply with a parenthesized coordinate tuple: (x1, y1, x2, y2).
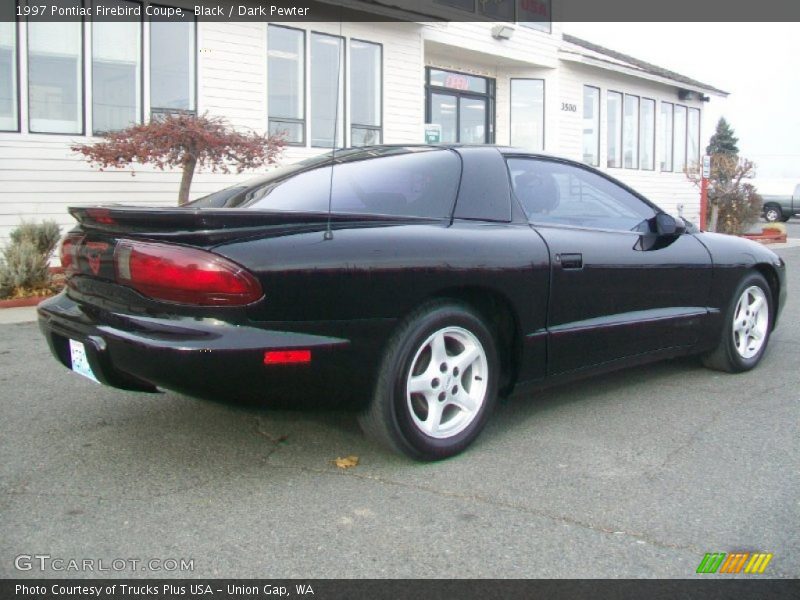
(38, 146, 786, 460)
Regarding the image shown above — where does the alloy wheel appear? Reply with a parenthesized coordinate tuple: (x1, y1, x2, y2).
(731, 285, 769, 359)
(405, 326, 488, 439)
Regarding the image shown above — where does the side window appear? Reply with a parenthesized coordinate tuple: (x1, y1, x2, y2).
(244, 150, 461, 219)
(507, 158, 656, 231)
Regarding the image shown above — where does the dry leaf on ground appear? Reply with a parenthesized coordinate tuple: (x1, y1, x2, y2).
(333, 455, 359, 469)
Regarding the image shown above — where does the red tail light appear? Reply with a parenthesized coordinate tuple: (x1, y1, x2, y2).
(114, 240, 263, 306)
(59, 234, 83, 274)
(264, 350, 312, 365)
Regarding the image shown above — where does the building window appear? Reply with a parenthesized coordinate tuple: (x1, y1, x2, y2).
(660, 102, 673, 172)
(622, 94, 639, 169)
(434, 0, 475, 10)
(434, 0, 552, 33)
(150, 5, 196, 114)
(310, 33, 345, 148)
(350, 39, 382, 146)
(510, 78, 544, 151)
(92, 0, 142, 134)
(268, 25, 305, 145)
(0, 21, 18, 132)
(517, 0, 552, 32)
(426, 68, 494, 144)
(28, 1, 84, 134)
(640, 98, 655, 170)
(687, 107, 700, 169)
(673, 104, 687, 173)
(582, 85, 599, 166)
(606, 91, 622, 168)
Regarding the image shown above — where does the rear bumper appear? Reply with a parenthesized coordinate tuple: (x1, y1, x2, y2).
(37, 292, 367, 406)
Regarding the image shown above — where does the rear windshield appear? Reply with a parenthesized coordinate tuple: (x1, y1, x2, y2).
(190, 149, 462, 219)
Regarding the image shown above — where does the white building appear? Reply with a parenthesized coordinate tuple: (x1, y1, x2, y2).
(0, 1, 727, 243)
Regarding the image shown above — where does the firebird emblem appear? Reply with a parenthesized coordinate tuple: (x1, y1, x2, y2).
(83, 242, 109, 275)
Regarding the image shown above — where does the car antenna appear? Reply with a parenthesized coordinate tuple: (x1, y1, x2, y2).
(324, 15, 344, 242)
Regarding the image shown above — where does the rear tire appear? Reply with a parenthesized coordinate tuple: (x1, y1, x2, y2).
(702, 272, 773, 373)
(358, 301, 499, 460)
(763, 204, 782, 223)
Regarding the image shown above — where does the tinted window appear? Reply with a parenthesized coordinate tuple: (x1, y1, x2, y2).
(507, 158, 656, 231)
(195, 150, 461, 219)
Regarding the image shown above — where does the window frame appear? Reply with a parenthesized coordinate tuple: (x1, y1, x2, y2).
(90, 0, 144, 135)
(27, 0, 86, 135)
(687, 106, 701, 170)
(505, 154, 661, 234)
(509, 77, 545, 152)
(348, 37, 383, 147)
(148, 2, 198, 117)
(639, 96, 656, 171)
(660, 101, 674, 173)
(309, 30, 346, 149)
(0, 17, 20, 133)
(622, 93, 640, 170)
(581, 84, 600, 167)
(673, 104, 688, 173)
(606, 90, 623, 169)
(267, 23, 307, 147)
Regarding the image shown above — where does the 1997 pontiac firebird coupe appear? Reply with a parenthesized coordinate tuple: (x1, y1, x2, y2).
(39, 146, 786, 460)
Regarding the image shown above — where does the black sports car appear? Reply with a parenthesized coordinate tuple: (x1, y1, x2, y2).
(38, 145, 786, 460)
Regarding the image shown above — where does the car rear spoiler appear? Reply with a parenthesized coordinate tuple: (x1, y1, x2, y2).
(68, 206, 437, 244)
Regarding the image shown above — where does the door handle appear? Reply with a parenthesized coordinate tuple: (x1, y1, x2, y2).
(557, 253, 583, 270)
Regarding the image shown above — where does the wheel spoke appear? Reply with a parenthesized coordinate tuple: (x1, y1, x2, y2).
(422, 399, 443, 435)
(737, 332, 749, 355)
(429, 332, 448, 367)
(734, 298, 747, 323)
(750, 296, 764, 314)
(408, 374, 431, 394)
(449, 389, 479, 414)
(453, 343, 481, 374)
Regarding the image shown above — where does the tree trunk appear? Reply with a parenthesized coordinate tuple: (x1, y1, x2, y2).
(709, 203, 720, 233)
(178, 157, 197, 206)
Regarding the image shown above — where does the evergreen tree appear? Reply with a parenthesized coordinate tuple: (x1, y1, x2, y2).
(706, 117, 739, 156)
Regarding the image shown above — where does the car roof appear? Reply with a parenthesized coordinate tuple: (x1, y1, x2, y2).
(340, 143, 574, 162)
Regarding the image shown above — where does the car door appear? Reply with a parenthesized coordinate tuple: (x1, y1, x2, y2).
(506, 157, 713, 375)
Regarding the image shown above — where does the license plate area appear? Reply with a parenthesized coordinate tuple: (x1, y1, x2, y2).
(69, 339, 99, 383)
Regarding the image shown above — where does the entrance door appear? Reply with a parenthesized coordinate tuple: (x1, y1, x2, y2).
(426, 68, 494, 144)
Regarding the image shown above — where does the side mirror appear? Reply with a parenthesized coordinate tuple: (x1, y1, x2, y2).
(655, 213, 686, 237)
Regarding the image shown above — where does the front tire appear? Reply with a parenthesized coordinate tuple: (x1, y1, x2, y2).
(702, 272, 773, 373)
(358, 302, 499, 460)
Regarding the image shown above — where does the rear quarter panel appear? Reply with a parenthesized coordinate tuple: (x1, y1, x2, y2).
(215, 222, 549, 330)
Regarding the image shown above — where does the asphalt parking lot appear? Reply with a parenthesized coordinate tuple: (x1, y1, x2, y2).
(1, 245, 798, 579)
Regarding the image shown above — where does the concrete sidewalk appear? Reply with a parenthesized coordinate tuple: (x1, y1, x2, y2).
(0, 306, 38, 325)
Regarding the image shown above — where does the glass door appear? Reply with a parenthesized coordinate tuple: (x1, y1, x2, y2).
(425, 68, 494, 144)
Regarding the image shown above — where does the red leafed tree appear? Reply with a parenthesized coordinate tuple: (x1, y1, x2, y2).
(72, 112, 286, 205)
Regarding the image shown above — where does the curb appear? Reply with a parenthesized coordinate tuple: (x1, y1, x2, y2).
(0, 295, 53, 310)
